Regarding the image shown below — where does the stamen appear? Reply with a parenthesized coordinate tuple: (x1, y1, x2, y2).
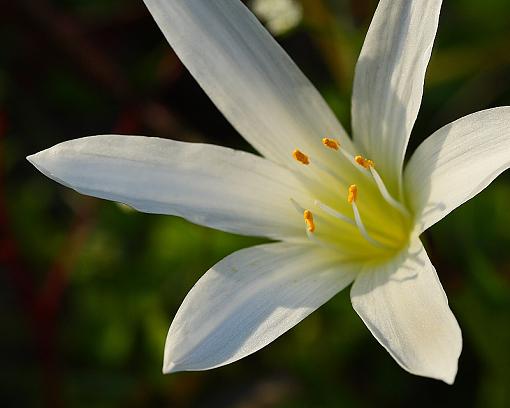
(322, 138, 340, 150)
(322, 138, 373, 178)
(292, 200, 320, 242)
(315, 200, 354, 225)
(290, 198, 305, 214)
(347, 184, 358, 204)
(292, 146, 346, 186)
(368, 167, 410, 218)
(314, 200, 355, 225)
(354, 155, 375, 170)
(290, 200, 340, 249)
(334, 148, 373, 176)
(348, 154, 409, 218)
(303, 210, 315, 233)
(346, 185, 388, 249)
(339, 148, 356, 163)
(304, 227, 338, 250)
(292, 149, 310, 165)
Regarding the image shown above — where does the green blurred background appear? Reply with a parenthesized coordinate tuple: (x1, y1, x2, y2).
(2, 0, 510, 406)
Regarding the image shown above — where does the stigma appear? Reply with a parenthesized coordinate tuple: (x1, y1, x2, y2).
(293, 149, 310, 165)
(347, 184, 358, 204)
(303, 210, 315, 232)
(322, 138, 340, 150)
(354, 155, 375, 169)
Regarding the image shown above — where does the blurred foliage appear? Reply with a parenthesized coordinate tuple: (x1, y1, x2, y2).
(1, 0, 510, 407)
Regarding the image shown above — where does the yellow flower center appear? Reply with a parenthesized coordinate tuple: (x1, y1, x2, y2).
(292, 139, 412, 262)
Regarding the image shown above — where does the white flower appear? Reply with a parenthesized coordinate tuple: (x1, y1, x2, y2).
(27, 0, 510, 384)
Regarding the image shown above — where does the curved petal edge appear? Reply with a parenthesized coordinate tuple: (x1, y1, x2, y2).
(350, 240, 462, 384)
(143, 0, 352, 168)
(27, 135, 310, 240)
(163, 242, 357, 373)
(352, 0, 442, 195)
(405, 106, 510, 233)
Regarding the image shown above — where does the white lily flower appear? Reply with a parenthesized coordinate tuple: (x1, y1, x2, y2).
(27, 0, 510, 384)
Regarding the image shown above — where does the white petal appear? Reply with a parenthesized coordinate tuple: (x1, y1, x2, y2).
(27, 135, 310, 240)
(163, 242, 356, 373)
(351, 0, 442, 195)
(405, 107, 510, 233)
(350, 240, 462, 384)
(142, 0, 352, 167)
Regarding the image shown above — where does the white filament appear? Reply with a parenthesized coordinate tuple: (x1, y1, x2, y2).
(369, 167, 410, 218)
(351, 202, 389, 249)
(315, 200, 355, 225)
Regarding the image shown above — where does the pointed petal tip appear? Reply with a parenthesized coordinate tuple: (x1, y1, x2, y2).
(409, 330, 461, 385)
(26, 149, 54, 179)
(443, 372, 457, 386)
(441, 352, 460, 386)
(440, 326, 462, 385)
(404, 361, 458, 385)
(162, 362, 176, 375)
(162, 359, 183, 375)
(26, 152, 39, 167)
(26, 151, 49, 176)
(416, 354, 459, 385)
(26, 147, 53, 170)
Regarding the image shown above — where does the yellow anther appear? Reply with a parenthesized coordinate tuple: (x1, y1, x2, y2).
(354, 155, 375, 169)
(292, 149, 310, 165)
(303, 210, 315, 233)
(347, 184, 358, 204)
(322, 138, 340, 150)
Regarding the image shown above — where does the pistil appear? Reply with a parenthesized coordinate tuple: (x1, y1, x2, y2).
(368, 166, 410, 217)
(348, 185, 389, 249)
(353, 154, 409, 218)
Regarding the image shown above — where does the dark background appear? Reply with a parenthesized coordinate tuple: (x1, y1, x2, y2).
(1, 0, 510, 406)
